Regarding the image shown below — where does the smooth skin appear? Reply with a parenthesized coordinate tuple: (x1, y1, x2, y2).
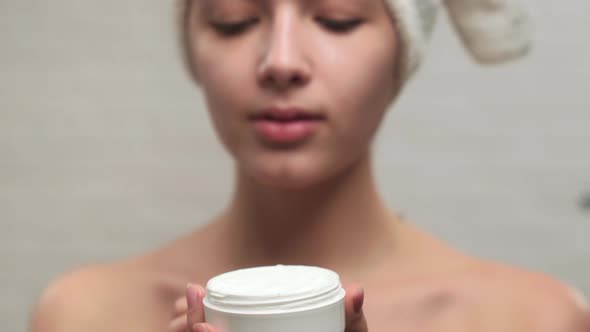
(30, 0, 589, 331)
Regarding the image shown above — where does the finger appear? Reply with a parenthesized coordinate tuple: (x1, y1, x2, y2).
(344, 284, 368, 332)
(186, 284, 206, 328)
(174, 296, 188, 315)
(192, 323, 218, 332)
(167, 314, 187, 332)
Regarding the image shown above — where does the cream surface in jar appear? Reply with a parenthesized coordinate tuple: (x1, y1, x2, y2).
(203, 265, 346, 332)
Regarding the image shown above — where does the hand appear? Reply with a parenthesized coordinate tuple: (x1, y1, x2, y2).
(168, 283, 368, 332)
(167, 284, 205, 332)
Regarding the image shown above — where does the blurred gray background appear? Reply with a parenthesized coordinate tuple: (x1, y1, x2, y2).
(1, 1, 588, 330)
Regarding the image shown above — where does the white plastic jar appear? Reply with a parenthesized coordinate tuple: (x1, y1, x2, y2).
(203, 265, 346, 332)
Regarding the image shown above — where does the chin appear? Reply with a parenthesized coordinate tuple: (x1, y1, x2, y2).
(252, 166, 326, 191)
(243, 153, 339, 191)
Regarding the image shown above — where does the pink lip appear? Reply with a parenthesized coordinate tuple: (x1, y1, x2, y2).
(249, 107, 325, 145)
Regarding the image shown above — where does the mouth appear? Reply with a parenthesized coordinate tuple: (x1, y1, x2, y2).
(249, 107, 325, 146)
(248, 108, 326, 122)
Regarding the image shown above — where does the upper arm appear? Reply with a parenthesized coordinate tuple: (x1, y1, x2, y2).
(564, 284, 589, 312)
(29, 265, 112, 332)
(525, 278, 590, 332)
(556, 285, 590, 332)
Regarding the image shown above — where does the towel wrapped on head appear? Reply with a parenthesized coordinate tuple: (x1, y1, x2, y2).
(385, 0, 532, 82)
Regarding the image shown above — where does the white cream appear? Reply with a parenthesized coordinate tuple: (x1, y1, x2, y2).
(203, 265, 346, 331)
(204, 265, 345, 315)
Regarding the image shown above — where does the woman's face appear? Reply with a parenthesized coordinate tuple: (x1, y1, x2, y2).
(185, 0, 399, 189)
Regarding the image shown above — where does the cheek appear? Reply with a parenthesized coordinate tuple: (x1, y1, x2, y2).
(193, 42, 251, 99)
(320, 45, 397, 145)
(191, 40, 255, 149)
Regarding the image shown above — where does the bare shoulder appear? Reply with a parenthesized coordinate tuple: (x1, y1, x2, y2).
(30, 264, 118, 331)
(28, 224, 219, 332)
(469, 260, 590, 331)
(29, 261, 173, 332)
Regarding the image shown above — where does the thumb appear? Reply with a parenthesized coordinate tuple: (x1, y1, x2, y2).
(192, 323, 219, 332)
(344, 285, 368, 332)
(186, 284, 206, 329)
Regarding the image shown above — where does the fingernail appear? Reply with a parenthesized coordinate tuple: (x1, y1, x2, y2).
(193, 323, 208, 332)
(196, 285, 205, 301)
(186, 283, 198, 308)
(353, 288, 364, 314)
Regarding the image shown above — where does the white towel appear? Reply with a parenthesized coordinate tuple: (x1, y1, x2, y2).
(385, 0, 532, 81)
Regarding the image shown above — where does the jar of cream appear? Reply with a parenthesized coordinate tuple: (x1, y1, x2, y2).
(203, 265, 346, 332)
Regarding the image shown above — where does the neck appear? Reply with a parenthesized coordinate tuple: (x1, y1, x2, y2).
(217, 151, 402, 282)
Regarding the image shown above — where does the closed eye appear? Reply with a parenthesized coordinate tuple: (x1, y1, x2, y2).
(316, 18, 364, 33)
(210, 18, 364, 37)
(210, 19, 259, 37)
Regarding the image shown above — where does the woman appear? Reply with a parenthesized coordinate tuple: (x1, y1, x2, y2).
(30, 0, 589, 331)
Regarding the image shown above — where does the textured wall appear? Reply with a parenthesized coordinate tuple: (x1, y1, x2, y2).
(1, 1, 588, 330)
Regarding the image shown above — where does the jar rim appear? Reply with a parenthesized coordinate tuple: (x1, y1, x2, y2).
(203, 265, 346, 314)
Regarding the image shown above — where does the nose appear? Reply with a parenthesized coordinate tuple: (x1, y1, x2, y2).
(257, 13, 311, 92)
